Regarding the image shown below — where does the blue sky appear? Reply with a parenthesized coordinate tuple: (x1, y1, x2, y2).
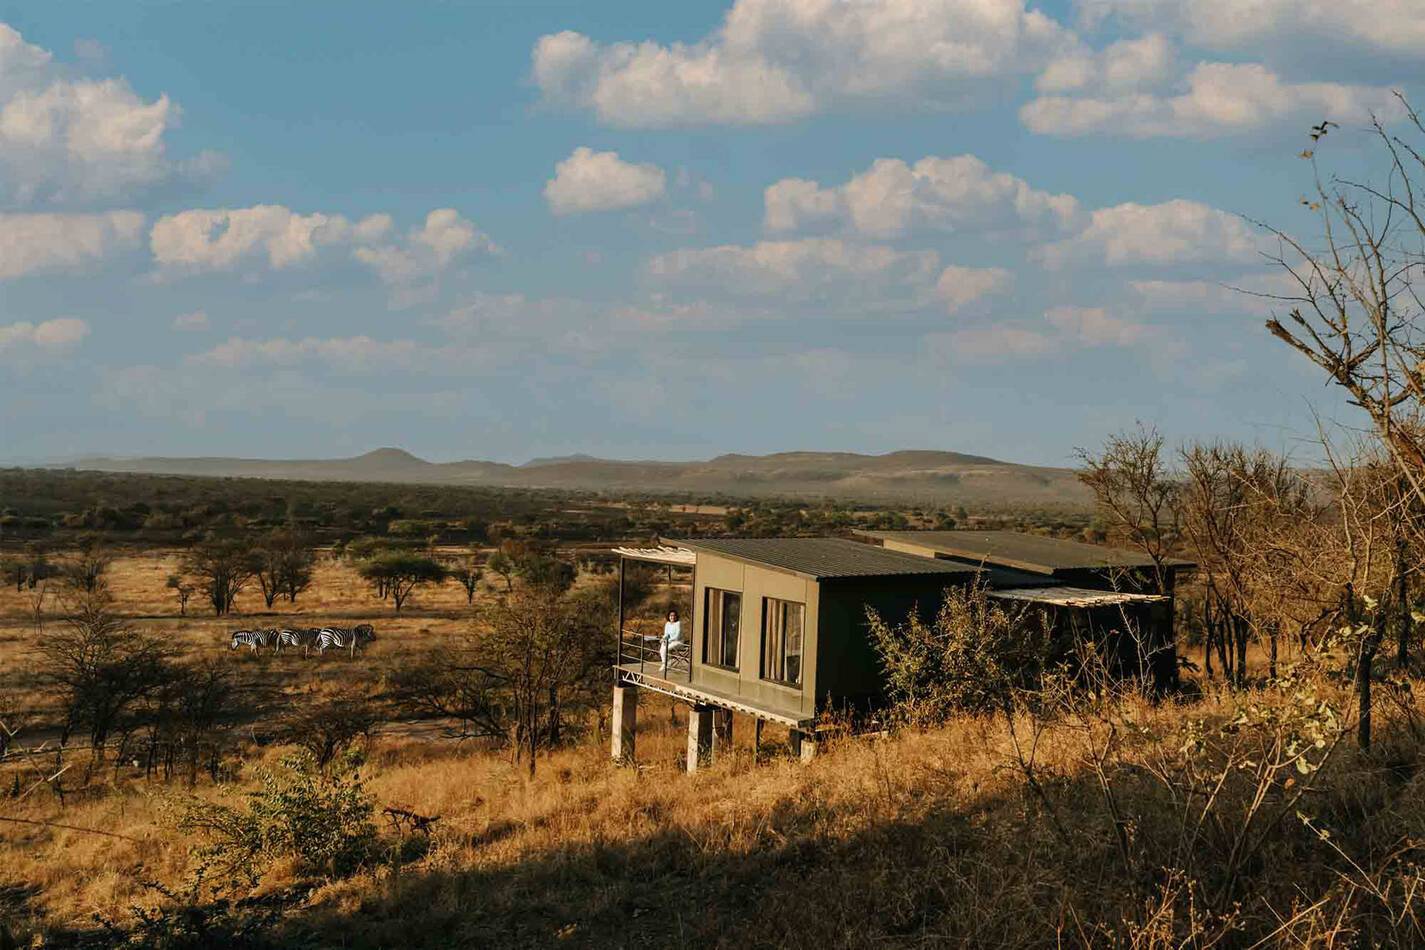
(1, 0, 1419, 466)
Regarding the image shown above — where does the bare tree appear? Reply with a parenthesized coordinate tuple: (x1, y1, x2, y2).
(1076, 424, 1181, 597)
(38, 592, 170, 759)
(253, 530, 316, 608)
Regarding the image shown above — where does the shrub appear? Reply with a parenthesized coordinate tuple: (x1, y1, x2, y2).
(867, 582, 1049, 722)
(176, 750, 377, 885)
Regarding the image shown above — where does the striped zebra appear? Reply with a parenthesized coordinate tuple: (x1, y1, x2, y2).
(315, 624, 376, 657)
(274, 627, 317, 655)
(229, 628, 275, 652)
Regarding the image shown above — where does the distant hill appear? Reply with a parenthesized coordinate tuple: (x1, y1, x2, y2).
(58, 447, 1093, 507)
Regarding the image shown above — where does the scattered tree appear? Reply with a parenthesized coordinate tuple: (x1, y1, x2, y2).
(183, 537, 258, 616)
(357, 552, 446, 611)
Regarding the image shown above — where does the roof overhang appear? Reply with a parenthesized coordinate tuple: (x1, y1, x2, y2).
(611, 545, 696, 567)
(989, 586, 1168, 608)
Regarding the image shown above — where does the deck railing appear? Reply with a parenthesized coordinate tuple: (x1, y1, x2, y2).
(618, 617, 691, 681)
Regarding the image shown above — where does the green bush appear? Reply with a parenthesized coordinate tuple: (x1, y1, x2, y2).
(176, 750, 377, 885)
(868, 582, 1050, 722)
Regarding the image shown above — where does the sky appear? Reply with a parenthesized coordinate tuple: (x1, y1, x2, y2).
(0, 0, 1421, 467)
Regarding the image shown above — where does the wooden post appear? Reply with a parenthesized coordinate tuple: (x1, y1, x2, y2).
(713, 709, 733, 757)
(686, 704, 714, 773)
(753, 719, 765, 761)
(789, 728, 817, 763)
(611, 683, 638, 763)
(616, 557, 626, 669)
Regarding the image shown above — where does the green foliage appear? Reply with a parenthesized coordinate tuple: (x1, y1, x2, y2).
(868, 583, 1049, 721)
(356, 552, 446, 610)
(177, 750, 377, 885)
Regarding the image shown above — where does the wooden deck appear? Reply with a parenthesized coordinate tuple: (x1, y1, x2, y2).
(615, 663, 813, 728)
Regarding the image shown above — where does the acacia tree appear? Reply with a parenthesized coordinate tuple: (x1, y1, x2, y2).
(253, 530, 316, 608)
(183, 537, 258, 616)
(39, 592, 170, 759)
(448, 552, 484, 605)
(357, 552, 446, 611)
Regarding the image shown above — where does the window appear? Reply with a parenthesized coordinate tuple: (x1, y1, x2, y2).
(703, 588, 741, 669)
(761, 598, 804, 687)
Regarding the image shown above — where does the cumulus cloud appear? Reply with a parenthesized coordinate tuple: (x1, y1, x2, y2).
(1130, 274, 1293, 314)
(0, 210, 144, 279)
(645, 238, 941, 308)
(533, 0, 1076, 127)
(352, 209, 497, 306)
(0, 22, 214, 204)
(1036, 198, 1261, 268)
(936, 265, 1013, 314)
(927, 305, 1160, 364)
(149, 206, 491, 296)
(764, 155, 1081, 238)
(1077, 0, 1425, 58)
(1044, 304, 1148, 346)
(150, 205, 379, 273)
(926, 325, 1055, 362)
(545, 147, 666, 215)
(0, 316, 89, 360)
(1022, 61, 1401, 138)
(1034, 33, 1173, 94)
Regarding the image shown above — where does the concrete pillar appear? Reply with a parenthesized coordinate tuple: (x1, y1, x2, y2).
(611, 683, 638, 763)
(713, 709, 734, 757)
(686, 704, 714, 773)
(789, 728, 817, 763)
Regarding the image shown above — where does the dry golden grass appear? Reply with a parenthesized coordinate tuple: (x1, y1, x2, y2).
(4, 550, 1425, 947)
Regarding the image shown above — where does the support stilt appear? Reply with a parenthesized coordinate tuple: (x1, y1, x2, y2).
(686, 704, 714, 773)
(611, 683, 638, 763)
(713, 709, 734, 757)
(789, 728, 817, 763)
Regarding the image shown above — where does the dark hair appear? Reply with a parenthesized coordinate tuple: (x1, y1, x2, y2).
(667, 609, 680, 621)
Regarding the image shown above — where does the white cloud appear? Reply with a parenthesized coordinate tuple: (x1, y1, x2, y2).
(1044, 304, 1148, 345)
(0, 210, 144, 279)
(1036, 198, 1260, 268)
(150, 205, 378, 273)
(764, 154, 1081, 238)
(0, 22, 213, 204)
(149, 206, 490, 296)
(0, 316, 89, 359)
(1022, 61, 1401, 138)
(545, 147, 667, 215)
(645, 237, 941, 308)
(926, 325, 1055, 362)
(936, 265, 1013, 313)
(172, 309, 209, 331)
(1077, 0, 1425, 58)
(1035, 33, 1173, 94)
(533, 0, 1076, 127)
(352, 208, 496, 288)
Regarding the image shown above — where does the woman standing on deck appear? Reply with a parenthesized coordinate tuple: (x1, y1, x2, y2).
(660, 609, 682, 673)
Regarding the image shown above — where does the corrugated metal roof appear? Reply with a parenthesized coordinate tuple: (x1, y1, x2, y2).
(611, 545, 697, 566)
(989, 586, 1168, 607)
(677, 537, 982, 580)
(858, 530, 1193, 575)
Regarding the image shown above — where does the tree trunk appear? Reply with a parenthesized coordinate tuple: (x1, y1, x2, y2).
(1398, 561, 1412, 669)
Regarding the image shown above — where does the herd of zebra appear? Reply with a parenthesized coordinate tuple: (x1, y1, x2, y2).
(228, 624, 376, 657)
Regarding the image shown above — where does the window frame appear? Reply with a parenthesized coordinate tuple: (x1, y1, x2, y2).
(760, 596, 805, 688)
(701, 587, 742, 671)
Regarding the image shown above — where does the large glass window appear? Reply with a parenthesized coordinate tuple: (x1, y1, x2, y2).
(761, 598, 804, 687)
(703, 588, 741, 669)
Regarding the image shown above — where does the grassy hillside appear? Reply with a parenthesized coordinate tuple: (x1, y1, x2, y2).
(61, 448, 1094, 507)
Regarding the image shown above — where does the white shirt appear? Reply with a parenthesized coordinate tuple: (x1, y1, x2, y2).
(663, 620, 682, 645)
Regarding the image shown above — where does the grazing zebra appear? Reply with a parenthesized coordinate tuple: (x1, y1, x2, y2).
(229, 628, 274, 652)
(274, 627, 316, 655)
(315, 625, 376, 657)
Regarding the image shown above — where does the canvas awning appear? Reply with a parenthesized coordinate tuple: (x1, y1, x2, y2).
(611, 545, 697, 567)
(989, 586, 1166, 608)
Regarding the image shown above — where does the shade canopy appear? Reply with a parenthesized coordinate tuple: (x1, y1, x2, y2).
(612, 545, 697, 567)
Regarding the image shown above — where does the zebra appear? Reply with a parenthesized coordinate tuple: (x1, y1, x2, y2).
(274, 627, 316, 655)
(315, 625, 376, 657)
(229, 628, 274, 652)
